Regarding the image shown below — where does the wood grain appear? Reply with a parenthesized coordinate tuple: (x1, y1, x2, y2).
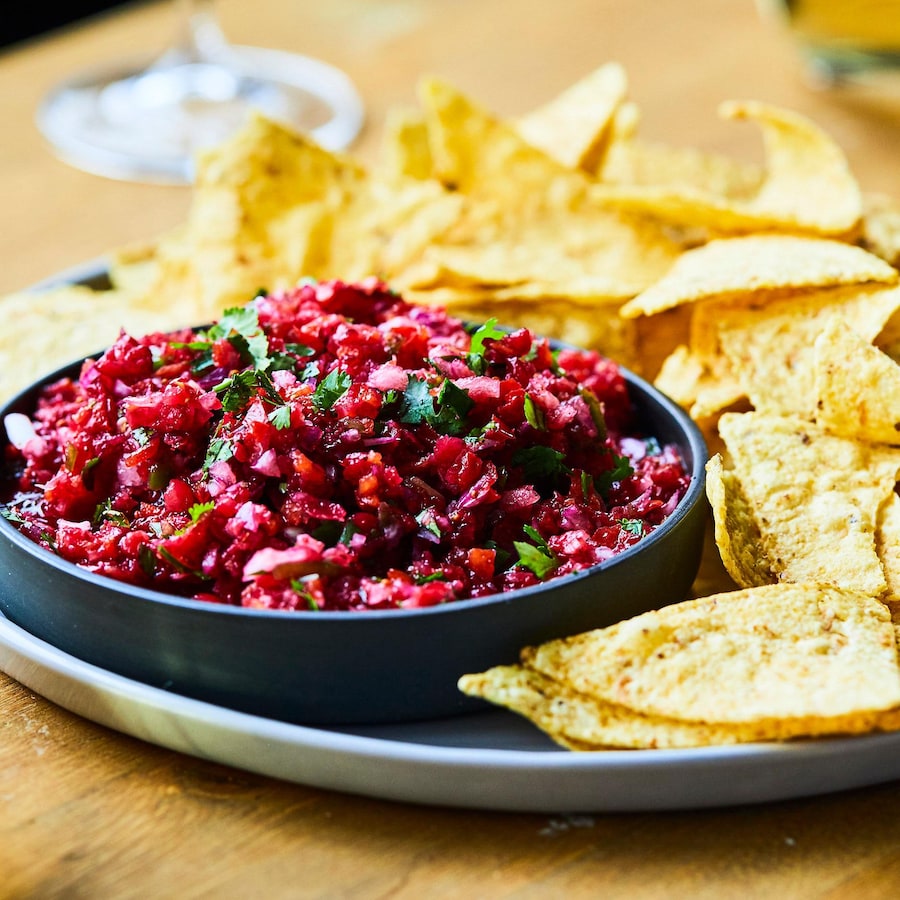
(3, 1, 900, 896)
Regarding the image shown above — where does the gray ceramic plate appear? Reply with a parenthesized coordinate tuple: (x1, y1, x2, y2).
(3, 608, 900, 813)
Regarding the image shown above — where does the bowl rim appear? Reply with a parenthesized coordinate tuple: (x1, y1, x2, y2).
(0, 260, 709, 623)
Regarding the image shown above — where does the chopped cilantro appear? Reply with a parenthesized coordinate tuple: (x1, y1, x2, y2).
(291, 578, 320, 610)
(312, 367, 352, 410)
(203, 437, 234, 470)
(468, 317, 506, 356)
(594, 454, 634, 495)
(268, 405, 293, 430)
(0, 507, 24, 525)
(92, 499, 129, 529)
(523, 393, 546, 431)
(399, 375, 473, 435)
(511, 445, 570, 483)
(513, 540, 559, 578)
(398, 375, 435, 424)
(415, 508, 443, 539)
(579, 387, 607, 438)
(620, 518, 644, 536)
(132, 427, 154, 447)
(138, 544, 157, 576)
(466, 317, 506, 373)
(513, 524, 559, 578)
(188, 501, 216, 522)
(413, 572, 446, 584)
(338, 521, 360, 545)
(157, 546, 211, 580)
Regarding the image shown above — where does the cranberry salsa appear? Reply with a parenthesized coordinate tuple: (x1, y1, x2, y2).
(1, 279, 690, 611)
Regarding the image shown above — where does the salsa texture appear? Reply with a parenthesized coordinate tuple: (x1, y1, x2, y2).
(1, 279, 690, 611)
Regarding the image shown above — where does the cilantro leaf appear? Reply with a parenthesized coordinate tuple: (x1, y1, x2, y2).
(312, 368, 352, 410)
(468, 317, 506, 356)
(466, 317, 506, 374)
(188, 501, 216, 522)
(431, 380, 474, 435)
(511, 445, 571, 483)
(594, 453, 634, 495)
(399, 375, 473, 435)
(399, 375, 435, 424)
(203, 437, 234, 470)
(268, 405, 292, 430)
(513, 539, 559, 579)
(523, 393, 546, 431)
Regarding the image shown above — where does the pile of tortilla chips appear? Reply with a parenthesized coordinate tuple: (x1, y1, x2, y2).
(10, 58, 900, 402)
(7, 61, 900, 750)
(459, 583, 900, 749)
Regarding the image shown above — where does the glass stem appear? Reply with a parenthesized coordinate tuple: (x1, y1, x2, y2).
(171, 0, 232, 64)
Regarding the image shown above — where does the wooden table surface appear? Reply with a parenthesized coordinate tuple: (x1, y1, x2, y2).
(4, 1, 900, 896)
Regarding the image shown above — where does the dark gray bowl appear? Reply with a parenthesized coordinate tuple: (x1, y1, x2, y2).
(0, 271, 708, 725)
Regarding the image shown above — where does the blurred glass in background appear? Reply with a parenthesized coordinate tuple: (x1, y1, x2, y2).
(757, 0, 900, 87)
(758, 0, 900, 87)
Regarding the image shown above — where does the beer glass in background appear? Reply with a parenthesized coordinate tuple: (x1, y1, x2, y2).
(757, 0, 900, 88)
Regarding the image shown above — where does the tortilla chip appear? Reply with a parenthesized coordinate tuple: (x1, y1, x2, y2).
(620, 235, 896, 319)
(418, 76, 587, 212)
(815, 316, 900, 444)
(593, 101, 862, 236)
(413, 76, 683, 296)
(523, 583, 900, 725)
(705, 453, 775, 589)
(876, 491, 900, 610)
(717, 411, 900, 595)
(378, 106, 434, 181)
(458, 665, 751, 750)
(0, 285, 178, 403)
(713, 283, 900, 417)
(859, 191, 900, 268)
(597, 134, 763, 198)
(514, 62, 628, 172)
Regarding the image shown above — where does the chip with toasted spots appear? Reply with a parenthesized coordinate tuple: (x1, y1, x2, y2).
(712, 283, 900, 417)
(0, 284, 179, 403)
(521, 583, 900, 727)
(717, 412, 900, 595)
(814, 316, 900, 444)
(705, 454, 774, 589)
(620, 235, 897, 319)
(593, 101, 862, 236)
(458, 664, 751, 750)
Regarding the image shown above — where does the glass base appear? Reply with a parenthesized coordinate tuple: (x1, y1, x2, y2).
(36, 45, 365, 184)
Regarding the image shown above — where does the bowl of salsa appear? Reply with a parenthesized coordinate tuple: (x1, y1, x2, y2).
(0, 278, 708, 724)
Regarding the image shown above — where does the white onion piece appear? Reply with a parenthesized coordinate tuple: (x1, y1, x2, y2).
(4, 413, 37, 449)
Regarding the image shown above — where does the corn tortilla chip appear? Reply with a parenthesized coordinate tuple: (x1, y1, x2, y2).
(814, 316, 900, 444)
(459, 665, 751, 750)
(714, 283, 900, 417)
(523, 583, 900, 725)
(705, 453, 775, 589)
(597, 134, 763, 198)
(0, 285, 180, 403)
(514, 62, 628, 172)
(593, 101, 862, 236)
(717, 412, 900, 595)
(378, 106, 434, 181)
(620, 235, 896, 319)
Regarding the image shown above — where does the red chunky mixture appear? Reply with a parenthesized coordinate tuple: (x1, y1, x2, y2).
(1, 279, 690, 611)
